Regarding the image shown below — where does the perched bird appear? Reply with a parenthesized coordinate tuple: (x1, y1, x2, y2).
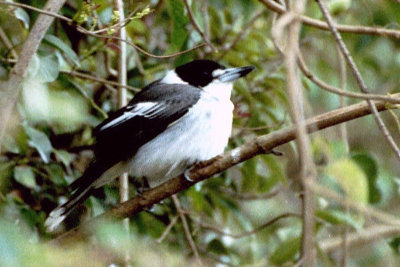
(45, 59, 254, 231)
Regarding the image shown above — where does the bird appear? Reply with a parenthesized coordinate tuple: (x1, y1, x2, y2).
(45, 59, 254, 231)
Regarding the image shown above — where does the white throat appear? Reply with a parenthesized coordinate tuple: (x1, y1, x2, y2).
(202, 80, 233, 102)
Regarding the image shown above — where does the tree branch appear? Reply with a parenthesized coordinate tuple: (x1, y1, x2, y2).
(50, 94, 400, 245)
(259, 0, 400, 39)
(61, 70, 140, 92)
(172, 195, 202, 264)
(319, 225, 400, 253)
(183, 0, 217, 52)
(196, 212, 300, 239)
(298, 53, 400, 104)
(0, 0, 67, 154)
(113, 0, 130, 265)
(281, 1, 316, 265)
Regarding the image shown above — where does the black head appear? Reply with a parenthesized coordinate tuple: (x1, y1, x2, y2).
(175, 60, 226, 87)
(174, 60, 254, 88)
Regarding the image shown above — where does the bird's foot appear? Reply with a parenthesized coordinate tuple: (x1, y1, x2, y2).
(184, 167, 195, 182)
(135, 176, 151, 196)
(183, 155, 223, 182)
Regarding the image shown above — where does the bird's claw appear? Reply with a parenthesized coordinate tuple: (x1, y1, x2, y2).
(184, 167, 195, 182)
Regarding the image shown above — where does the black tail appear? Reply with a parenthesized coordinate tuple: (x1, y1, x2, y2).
(45, 160, 111, 232)
(45, 186, 94, 232)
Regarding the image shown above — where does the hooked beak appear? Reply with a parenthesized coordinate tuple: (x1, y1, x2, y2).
(216, 66, 255, 82)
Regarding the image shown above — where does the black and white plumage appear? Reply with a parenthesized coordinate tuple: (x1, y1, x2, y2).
(45, 60, 254, 231)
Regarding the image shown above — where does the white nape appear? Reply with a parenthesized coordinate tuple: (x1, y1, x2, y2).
(161, 70, 187, 84)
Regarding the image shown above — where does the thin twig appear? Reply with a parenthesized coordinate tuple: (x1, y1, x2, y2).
(218, 10, 266, 60)
(387, 108, 400, 135)
(172, 195, 202, 265)
(0, 1, 205, 59)
(157, 216, 179, 243)
(259, 0, 400, 39)
(93, 33, 205, 59)
(297, 53, 400, 104)
(336, 44, 349, 154)
(197, 212, 300, 238)
(0, 0, 141, 36)
(316, 0, 400, 161)
(201, 1, 211, 50)
(90, 7, 143, 34)
(0, 26, 18, 59)
(0, 1, 71, 22)
(220, 185, 282, 200)
(307, 180, 400, 226)
(293, 257, 304, 267)
(340, 216, 349, 267)
(183, 0, 217, 52)
(319, 224, 400, 253)
(336, 43, 349, 267)
(113, 0, 130, 266)
(61, 70, 140, 92)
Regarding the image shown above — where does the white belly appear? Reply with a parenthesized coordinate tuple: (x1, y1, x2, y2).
(128, 94, 233, 187)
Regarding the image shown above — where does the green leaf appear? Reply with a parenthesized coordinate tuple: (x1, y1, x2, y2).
(14, 166, 36, 189)
(270, 235, 301, 265)
(351, 153, 380, 204)
(36, 54, 60, 83)
(329, 0, 352, 15)
(325, 158, 369, 204)
(0, 161, 15, 187)
(240, 158, 259, 192)
(389, 237, 400, 254)
(23, 123, 53, 164)
(45, 164, 67, 186)
(207, 238, 228, 255)
(316, 209, 361, 229)
(186, 186, 213, 215)
(53, 149, 73, 167)
(168, 0, 189, 51)
(26, 54, 40, 78)
(44, 35, 80, 67)
(2, 127, 28, 155)
(2, 135, 21, 154)
(88, 196, 105, 217)
(13, 8, 29, 29)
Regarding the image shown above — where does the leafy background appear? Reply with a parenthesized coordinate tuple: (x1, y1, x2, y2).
(1, 0, 400, 266)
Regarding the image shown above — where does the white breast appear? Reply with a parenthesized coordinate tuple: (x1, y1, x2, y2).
(128, 82, 234, 187)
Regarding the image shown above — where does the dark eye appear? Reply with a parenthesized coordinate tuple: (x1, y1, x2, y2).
(203, 71, 209, 75)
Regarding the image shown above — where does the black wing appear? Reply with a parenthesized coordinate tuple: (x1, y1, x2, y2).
(93, 83, 201, 164)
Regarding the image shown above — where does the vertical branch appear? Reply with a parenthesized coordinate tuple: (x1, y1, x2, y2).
(172, 195, 202, 265)
(336, 44, 349, 153)
(0, 0, 67, 154)
(113, 0, 130, 265)
(276, 1, 316, 265)
(336, 43, 349, 267)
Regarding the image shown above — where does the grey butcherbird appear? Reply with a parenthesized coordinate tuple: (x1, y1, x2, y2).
(45, 59, 254, 231)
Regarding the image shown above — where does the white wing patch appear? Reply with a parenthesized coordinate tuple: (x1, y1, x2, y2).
(98, 102, 167, 131)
